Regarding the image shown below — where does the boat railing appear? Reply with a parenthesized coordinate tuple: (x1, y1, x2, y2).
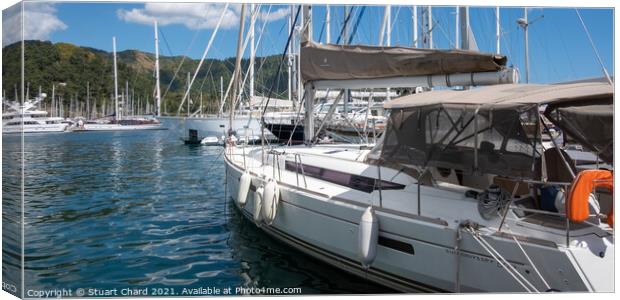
(292, 153, 308, 188)
(500, 180, 577, 247)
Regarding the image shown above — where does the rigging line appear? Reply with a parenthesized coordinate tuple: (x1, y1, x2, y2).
(347, 6, 367, 45)
(433, 16, 455, 49)
(216, 11, 268, 116)
(260, 5, 301, 118)
(317, 13, 327, 43)
(230, 6, 274, 118)
(200, 4, 271, 103)
(159, 24, 201, 102)
(501, 224, 552, 290)
(472, 230, 539, 292)
(575, 9, 613, 85)
(335, 6, 356, 44)
(466, 228, 535, 292)
(177, 2, 231, 116)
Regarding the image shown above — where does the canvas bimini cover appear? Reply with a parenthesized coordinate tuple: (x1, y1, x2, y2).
(376, 82, 613, 180)
(545, 102, 613, 163)
(300, 42, 507, 82)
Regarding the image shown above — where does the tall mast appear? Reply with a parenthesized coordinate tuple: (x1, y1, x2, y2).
(496, 7, 500, 54)
(302, 5, 314, 145)
(455, 7, 460, 48)
(459, 7, 470, 50)
(523, 8, 529, 83)
(412, 6, 418, 47)
(154, 21, 161, 116)
(287, 6, 293, 103)
(113, 36, 119, 121)
(50, 84, 54, 117)
(220, 76, 224, 114)
(385, 5, 391, 101)
(86, 81, 90, 119)
(186, 72, 190, 117)
(125, 80, 129, 119)
(428, 6, 433, 49)
(249, 3, 256, 101)
(325, 5, 331, 43)
(230, 4, 246, 133)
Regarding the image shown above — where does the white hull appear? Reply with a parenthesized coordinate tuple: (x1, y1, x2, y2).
(2, 123, 68, 134)
(81, 123, 164, 131)
(224, 145, 613, 293)
(159, 115, 269, 141)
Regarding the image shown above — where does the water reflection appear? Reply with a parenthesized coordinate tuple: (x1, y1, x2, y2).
(2, 130, 390, 295)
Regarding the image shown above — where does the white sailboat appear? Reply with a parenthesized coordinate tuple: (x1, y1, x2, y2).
(80, 36, 163, 132)
(223, 6, 613, 292)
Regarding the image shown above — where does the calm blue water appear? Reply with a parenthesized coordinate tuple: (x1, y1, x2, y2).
(2, 129, 390, 296)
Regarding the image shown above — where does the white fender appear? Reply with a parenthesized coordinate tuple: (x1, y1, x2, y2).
(253, 186, 264, 224)
(237, 172, 251, 208)
(358, 206, 379, 268)
(262, 179, 280, 224)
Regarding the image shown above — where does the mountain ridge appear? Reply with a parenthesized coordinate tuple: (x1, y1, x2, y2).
(2, 40, 287, 116)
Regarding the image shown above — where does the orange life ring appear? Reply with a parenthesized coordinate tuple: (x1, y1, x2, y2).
(567, 170, 613, 227)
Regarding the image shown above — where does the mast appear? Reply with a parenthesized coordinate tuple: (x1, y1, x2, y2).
(113, 36, 119, 121)
(230, 4, 246, 134)
(384, 5, 392, 101)
(186, 72, 190, 117)
(249, 3, 255, 101)
(428, 6, 433, 49)
(460, 7, 470, 50)
(86, 81, 90, 119)
(523, 8, 530, 83)
(125, 80, 129, 119)
(154, 21, 161, 116)
(220, 76, 224, 114)
(412, 6, 418, 47)
(455, 7, 460, 48)
(287, 6, 293, 103)
(302, 5, 314, 145)
(325, 5, 331, 43)
(496, 7, 500, 54)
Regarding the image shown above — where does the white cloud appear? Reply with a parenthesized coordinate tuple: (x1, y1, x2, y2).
(2, 3, 67, 47)
(117, 3, 289, 31)
(117, 3, 242, 30)
(258, 7, 289, 23)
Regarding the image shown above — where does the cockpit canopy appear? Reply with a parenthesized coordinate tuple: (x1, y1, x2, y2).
(374, 82, 613, 181)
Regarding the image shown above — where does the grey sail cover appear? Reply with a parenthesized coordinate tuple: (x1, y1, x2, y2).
(300, 42, 507, 82)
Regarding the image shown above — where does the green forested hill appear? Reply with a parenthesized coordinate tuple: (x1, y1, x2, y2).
(2, 40, 288, 116)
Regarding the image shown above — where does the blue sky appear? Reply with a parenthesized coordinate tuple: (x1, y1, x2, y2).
(4, 2, 614, 84)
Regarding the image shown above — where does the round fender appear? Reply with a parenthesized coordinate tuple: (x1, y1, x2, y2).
(253, 186, 264, 224)
(358, 206, 379, 268)
(262, 179, 280, 224)
(237, 172, 251, 208)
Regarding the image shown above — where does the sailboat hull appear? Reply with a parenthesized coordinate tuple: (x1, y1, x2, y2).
(223, 145, 611, 293)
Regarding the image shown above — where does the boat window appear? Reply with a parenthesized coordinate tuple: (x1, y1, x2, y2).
(284, 161, 405, 193)
(381, 104, 542, 180)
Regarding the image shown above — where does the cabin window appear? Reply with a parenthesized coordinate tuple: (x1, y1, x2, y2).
(284, 161, 405, 193)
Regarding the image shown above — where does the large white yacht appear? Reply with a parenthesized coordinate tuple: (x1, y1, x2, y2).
(2, 94, 68, 134)
(224, 40, 614, 292)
